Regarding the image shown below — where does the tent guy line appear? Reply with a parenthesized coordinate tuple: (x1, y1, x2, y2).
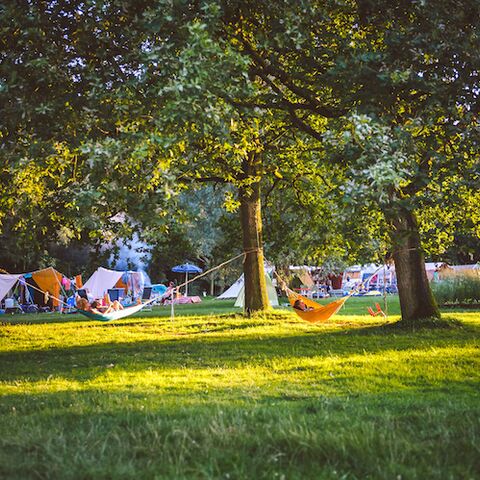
(171, 248, 261, 293)
(1, 267, 70, 307)
(167, 248, 261, 319)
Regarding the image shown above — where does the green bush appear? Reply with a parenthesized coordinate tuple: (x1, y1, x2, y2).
(432, 275, 480, 305)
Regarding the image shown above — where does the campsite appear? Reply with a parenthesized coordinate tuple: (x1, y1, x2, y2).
(1, 271, 480, 478)
(1, 297, 480, 479)
(1, 1, 480, 479)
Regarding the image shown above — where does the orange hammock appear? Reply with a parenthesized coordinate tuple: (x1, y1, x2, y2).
(288, 291, 349, 323)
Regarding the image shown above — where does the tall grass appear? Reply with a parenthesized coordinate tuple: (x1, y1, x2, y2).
(432, 275, 480, 305)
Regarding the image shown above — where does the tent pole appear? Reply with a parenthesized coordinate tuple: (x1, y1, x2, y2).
(170, 288, 175, 320)
(383, 263, 388, 318)
(185, 272, 188, 297)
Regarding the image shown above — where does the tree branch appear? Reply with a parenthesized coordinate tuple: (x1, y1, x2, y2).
(240, 38, 346, 118)
(179, 175, 230, 184)
(288, 109, 324, 142)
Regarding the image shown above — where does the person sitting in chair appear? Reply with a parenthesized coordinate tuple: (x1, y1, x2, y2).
(293, 299, 313, 311)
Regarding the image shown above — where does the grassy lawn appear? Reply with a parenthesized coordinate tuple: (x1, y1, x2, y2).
(0, 297, 479, 479)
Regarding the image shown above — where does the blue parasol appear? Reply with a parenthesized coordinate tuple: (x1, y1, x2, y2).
(171, 263, 203, 296)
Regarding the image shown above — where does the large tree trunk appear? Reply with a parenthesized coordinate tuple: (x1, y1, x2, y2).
(239, 168, 269, 314)
(388, 208, 440, 323)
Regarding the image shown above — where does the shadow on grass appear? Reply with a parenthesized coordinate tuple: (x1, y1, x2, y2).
(0, 318, 478, 384)
(341, 316, 469, 336)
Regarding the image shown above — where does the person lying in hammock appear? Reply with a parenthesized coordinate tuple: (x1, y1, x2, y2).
(75, 296, 90, 311)
(293, 299, 314, 311)
(89, 299, 124, 314)
(76, 296, 123, 314)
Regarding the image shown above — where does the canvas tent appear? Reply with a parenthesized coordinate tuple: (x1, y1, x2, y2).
(0, 274, 22, 304)
(31, 267, 64, 307)
(289, 266, 315, 289)
(234, 273, 279, 307)
(83, 267, 148, 300)
(216, 275, 244, 300)
(0, 267, 66, 308)
(216, 271, 279, 307)
(82, 267, 124, 299)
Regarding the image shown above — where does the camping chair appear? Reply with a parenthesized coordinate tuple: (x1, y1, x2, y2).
(77, 289, 88, 299)
(107, 288, 124, 302)
(4, 298, 23, 315)
(64, 295, 76, 314)
(141, 287, 153, 311)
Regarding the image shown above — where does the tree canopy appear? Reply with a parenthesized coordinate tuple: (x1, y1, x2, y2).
(1, 0, 479, 320)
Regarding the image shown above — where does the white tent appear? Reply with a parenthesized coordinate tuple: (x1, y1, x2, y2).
(216, 275, 244, 300)
(234, 272, 279, 307)
(216, 271, 279, 307)
(0, 274, 22, 303)
(82, 267, 124, 299)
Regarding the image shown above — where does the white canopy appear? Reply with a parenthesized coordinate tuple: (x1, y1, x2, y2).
(0, 274, 22, 303)
(82, 267, 123, 299)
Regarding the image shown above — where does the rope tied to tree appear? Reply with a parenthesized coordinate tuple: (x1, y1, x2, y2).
(4, 249, 262, 315)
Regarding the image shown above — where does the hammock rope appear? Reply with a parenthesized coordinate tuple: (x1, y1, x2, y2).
(172, 249, 259, 293)
(13, 269, 69, 307)
(78, 248, 262, 321)
(77, 297, 158, 322)
(275, 264, 385, 324)
(165, 248, 260, 320)
(286, 287, 352, 324)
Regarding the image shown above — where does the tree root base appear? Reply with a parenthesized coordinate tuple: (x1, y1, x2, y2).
(385, 316, 462, 331)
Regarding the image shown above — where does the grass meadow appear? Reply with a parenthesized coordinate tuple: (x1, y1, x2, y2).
(0, 296, 479, 479)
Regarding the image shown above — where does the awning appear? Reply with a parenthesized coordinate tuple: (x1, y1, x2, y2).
(0, 274, 22, 303)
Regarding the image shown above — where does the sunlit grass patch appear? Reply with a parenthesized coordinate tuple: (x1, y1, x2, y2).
(0, 306, 479, 479)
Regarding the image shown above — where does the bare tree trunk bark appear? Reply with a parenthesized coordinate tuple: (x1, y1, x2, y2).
(239, 160, 269, 313)
(388, 208, 440, 323)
